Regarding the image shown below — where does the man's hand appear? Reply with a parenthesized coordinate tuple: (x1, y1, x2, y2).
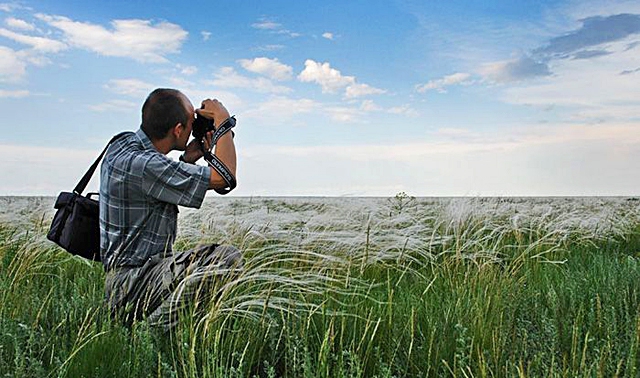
(181, 130, 213, 163)
(196, 99, 231, 128)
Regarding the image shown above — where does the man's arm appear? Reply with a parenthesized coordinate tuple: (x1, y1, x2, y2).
(207, 130, 236, 190)
(196, 99, 237, 190)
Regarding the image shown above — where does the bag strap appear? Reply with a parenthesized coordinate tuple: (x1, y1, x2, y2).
(73, 132, 132, 195)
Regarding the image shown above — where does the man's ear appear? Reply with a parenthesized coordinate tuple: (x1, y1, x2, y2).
(172, 123, 184, 139)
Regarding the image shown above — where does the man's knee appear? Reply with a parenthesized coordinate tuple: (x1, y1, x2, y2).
(213, 245, 243, 268)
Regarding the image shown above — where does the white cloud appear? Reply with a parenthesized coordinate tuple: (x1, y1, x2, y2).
(565, 0, 640, 18)
(239, 121, 640, 196)
(89, 99, 138, 112)
(388, 104, 419, 117)
(104, 78, 156, 97)
(480, 56, 551, 83)
(0, 28, 67, 52)
(211, 66, 291, 94)
(0, 145, 96, 195)
(245, 96, 317, 121)
(345, 82, 386, 98)
(251, 20, 281, 30)
(298, 59, 354, 92)
(298, 59, 386, 98)
(177, 64, 197, 75)
(416, 72, 472, 93)
(0, 89, 28, 97)
(326, 106, 363, 122)
(0, 3, 23, 12)
(260, 123, 640, 161)
(180, 89, 243, 111)
(360, 99, 381, 112)
(20, 51, 51, 66)
(238, 57, 293, 81)
(251, 18, 300, 38)
(201, 30, 211, 41)
(497, 39, 640, 122)
(36, 14, 187, 63)
(257, 44, 285, 51)
(322, 32, 333, 40)
(2, 121, 639, 196)
(430, 127, 482, 141)
(167, 76, 195, 88)
(0, 45, 25, 81)
(5, 17, 35, 31)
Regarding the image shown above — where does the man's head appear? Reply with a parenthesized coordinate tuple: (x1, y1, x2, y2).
(141, 88, 195, 151)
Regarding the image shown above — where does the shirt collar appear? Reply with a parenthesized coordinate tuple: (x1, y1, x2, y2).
(136, 128, 157, 152)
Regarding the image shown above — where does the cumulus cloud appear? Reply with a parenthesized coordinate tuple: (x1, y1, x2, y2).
(298, 59, 385, 98)
(322, 32, 333, 40)
(5, 17, 35, 31)
(345, 82, 386, 98)
(298, 60, 353, 92)
(210, 66, 292, 94)
(480, 56, 551, 83)
(416, 72, 471, 93)
(0, 45, 26, 81)
(0, 28, 67, 52)
(238, 57, 293, 81)
(36, 14, 187, 63)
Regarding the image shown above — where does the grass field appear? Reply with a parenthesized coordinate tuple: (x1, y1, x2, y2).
(1, 195, 639, 377)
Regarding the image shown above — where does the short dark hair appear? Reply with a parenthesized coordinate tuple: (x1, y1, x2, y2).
(141, 88, 189, 140)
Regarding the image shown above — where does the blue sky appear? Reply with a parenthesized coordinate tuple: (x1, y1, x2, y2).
(0, 0, 639, 196)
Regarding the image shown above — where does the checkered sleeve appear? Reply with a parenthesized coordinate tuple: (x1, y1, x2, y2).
(141, 155, 211, 208)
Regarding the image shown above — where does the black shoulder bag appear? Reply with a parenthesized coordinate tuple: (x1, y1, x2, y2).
(47, 132, 130, 261)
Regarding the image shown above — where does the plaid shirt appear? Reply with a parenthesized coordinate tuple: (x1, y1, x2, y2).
(99, 129, 211, 269)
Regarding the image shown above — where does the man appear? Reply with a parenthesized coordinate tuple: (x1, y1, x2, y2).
(99, 88, 242, 329)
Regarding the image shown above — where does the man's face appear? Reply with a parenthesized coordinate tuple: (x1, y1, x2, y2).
(178, 94, 195, 150)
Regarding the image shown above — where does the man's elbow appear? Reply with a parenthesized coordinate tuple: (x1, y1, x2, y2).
(208, 169, 237, 190)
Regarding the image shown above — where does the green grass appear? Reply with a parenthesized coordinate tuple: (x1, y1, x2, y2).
(1, 197, 639, 377)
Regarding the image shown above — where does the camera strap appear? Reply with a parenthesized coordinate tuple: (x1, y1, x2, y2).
(203, 150, 236, 195)
(211, 116, 236, 144)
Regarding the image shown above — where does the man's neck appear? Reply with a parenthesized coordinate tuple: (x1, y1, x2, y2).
(151, 138, 173, 155)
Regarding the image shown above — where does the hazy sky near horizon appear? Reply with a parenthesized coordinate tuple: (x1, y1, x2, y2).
(0, 0, 639, 196)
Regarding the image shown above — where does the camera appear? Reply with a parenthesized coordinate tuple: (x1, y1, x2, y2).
(192, 113, 215, 141)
